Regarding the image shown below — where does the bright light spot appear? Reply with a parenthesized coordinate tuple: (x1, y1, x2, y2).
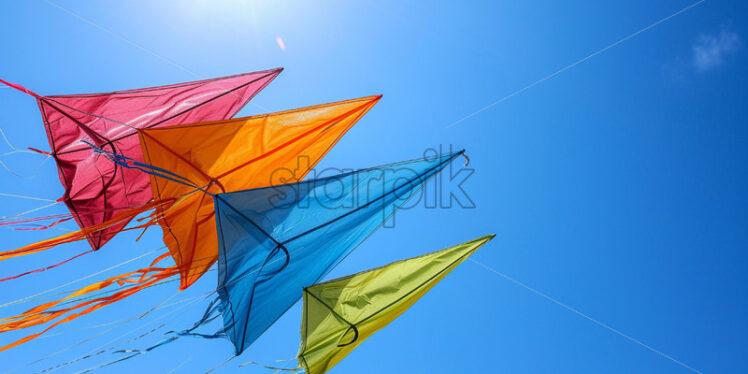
(276, 37, 286, 51)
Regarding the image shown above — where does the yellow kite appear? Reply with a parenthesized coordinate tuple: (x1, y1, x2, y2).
(297, 234, 494, 374)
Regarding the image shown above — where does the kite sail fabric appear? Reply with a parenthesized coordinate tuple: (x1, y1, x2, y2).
(214, 151, 464, 354)
(297, 235, 494, 374)
(0, 68, 282, 250)
(140, 95, 381, 289)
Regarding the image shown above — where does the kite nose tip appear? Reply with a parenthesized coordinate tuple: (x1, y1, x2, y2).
(368, 94, 383, 104)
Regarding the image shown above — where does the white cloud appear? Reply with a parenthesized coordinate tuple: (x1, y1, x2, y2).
(692, 29, 741, 72)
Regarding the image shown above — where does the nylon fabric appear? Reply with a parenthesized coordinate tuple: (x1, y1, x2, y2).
(214, 152, 463, 354)
(140, 96, 381, 289)
(298, 235, 494, 374)
(33, 69, 281, 249)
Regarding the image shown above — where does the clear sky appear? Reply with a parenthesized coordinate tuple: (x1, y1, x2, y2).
(0, 1, 746, 373)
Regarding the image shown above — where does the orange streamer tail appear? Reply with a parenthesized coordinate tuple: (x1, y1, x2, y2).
(0, 254, 179, 352)
(0, 199, 175, 262)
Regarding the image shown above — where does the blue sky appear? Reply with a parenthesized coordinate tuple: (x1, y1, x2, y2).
(0, 0, 746, 373)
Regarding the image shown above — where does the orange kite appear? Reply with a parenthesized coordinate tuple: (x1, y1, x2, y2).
(141, 95, 381, 288)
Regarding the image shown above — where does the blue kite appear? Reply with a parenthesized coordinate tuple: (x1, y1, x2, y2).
(214, 151, 465, 353)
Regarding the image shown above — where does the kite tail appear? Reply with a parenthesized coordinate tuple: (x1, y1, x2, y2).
(0, 199, 174, 262)
(0, 251, 170, 326)
(74, 335, 181, 374)
(0, 213, 72, 228)
(35, 324, 167, 373)
(0, 250, 93, 283)
(11, 217, 73, 231)
(71, 297, 228, 372)
(0, 256, 179, 352)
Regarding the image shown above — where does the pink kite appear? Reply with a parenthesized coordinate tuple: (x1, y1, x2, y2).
(0, 68, 281, 249)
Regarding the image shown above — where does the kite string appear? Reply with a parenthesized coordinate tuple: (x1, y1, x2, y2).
(0, 247, 162, 309)
(444, 0, 707, 128)
(469, 258, 703, 374)
(0, 199, 172, 262)
(10, 217, 73, 231)
(38, 318, 126, 340)
(239, 359, 301, 372)
(0, 128, 44, 157)
(49, 252, 282, 371)
(22, 295, 202, 374)
(50, 295, 212, 374)
(0, 214, 71, 226)
(1, 242, 213, 314)
(0, 243, 238, 347)
(203, 355, 236, 374)
(0, 250, 93, 283)
(0, 128, 52, 180)
(0, 202, 62, 222)
(0, 264, 183, 352)
(2, 296, 198, 374)
(0, 155, 52, 181)
(0, 193, 57, 203)
(166, 345, 207, 374)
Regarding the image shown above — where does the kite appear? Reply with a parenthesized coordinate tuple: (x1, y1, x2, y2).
(297, 234, 494, 374)
(0, 68, 281, 249)
(215, 151, 465, 354)
(139, 95, 381, 289)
